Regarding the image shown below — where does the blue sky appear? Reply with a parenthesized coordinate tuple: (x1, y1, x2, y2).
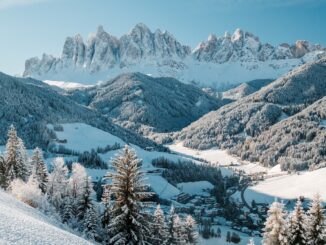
(0, 0, 325, 75)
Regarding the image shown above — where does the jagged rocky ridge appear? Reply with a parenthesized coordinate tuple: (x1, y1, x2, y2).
(0, 72, 158, 149)
(24, 24, 326, 89)
(177, 58, 326, 169)
(67, 72, 225, 135)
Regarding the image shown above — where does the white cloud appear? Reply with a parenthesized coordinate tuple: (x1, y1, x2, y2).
(0, 0, 48, 10)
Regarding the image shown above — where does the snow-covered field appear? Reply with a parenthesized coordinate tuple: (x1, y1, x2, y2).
(242, 168, 326, 204)
(0, 190, 92, 245)
(169, 142, 326, 204)
(168, 142, 240, 166)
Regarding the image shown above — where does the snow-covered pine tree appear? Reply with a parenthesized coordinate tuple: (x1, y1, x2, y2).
(77, 176, 94, 222)
(101, 186, 112, 233)
(32, 147, 49, 193)
(61, 196, 73, 224)
(184, 215, 198, 244)
(167, 205, 178, 244)
(83, 205, 99, 241)
(247, 238, 255, 245)
(104, 146, 153, 245)
(173, 214, 186, 244)
(47, 157, 69, 211)
(15, 137, 29, 181)
(5, 125, 19, 182)
(287, 198, 306, 245)
(152, 204, 168, 245)
(0, 155, 9, 189)
(263, 201, 288, 245)
(305, 194, 326, 245)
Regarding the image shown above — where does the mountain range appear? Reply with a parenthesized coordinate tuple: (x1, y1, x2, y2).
(23, 24, 326, 89)
(66, 72, 226, 136)
(177, 57, 326, 170)
(0, 72, 158, 149)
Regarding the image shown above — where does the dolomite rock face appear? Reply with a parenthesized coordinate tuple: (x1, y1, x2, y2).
(24, 23, 326, 88)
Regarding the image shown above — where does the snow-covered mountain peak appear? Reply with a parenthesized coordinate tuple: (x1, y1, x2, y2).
(130, 23, 151, 34)
(96, 24, 106, 34)
(231, 28, 244, 42)
(24, 24, 326, 89)
(208, 34, 218, 42)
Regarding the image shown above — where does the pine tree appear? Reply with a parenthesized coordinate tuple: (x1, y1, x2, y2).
(152, 204, 168, 245)
(83, 205, 99, 241)
(61, 196, 73, 224)
(184, 215, 198, 244)
(167, 206, 177, 244)
(15, 137, 29, 181)
(287, 198, 306, 245)
(263, 201, 288, 245)
(104, 146, 153, 245)
(77, 176, 94, 221)
(101, 185, 111, 244)
(0, 155, 9, 189)
(173, 214, 185, 245)
(32, 147, 48, 193)
(5, 125, 19, 182)
(47, 157, 69, 211)
(305, 194, 326, 245)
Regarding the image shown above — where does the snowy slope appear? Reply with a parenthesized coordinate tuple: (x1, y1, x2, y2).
(0, 190, 93, 245)
(49, 123, 125, 152)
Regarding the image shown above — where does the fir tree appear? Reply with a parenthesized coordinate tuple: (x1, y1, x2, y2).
(305, 194, 326, 245)
(152, 204, 168, 245)
(263, 201, 288, 245)
(104, 146, 153, 245)
(287, 198, 306, 245)
(15, 137, 29, 181)
(77, 176, 94, 222)
(32, 147, 48, 193)
(5, 125, 19, 182)
(173, 215, 185, 245)
(61, 196, 73, 224)
(0, 155, 9, 189)
(184, 215, 198, 244)
(167, 205, 178, 244)
(101, 185, 112, 244)
(83, 205, 99, 241)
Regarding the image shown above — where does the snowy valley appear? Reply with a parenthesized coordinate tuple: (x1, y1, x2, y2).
(0, 5, 326, 244)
